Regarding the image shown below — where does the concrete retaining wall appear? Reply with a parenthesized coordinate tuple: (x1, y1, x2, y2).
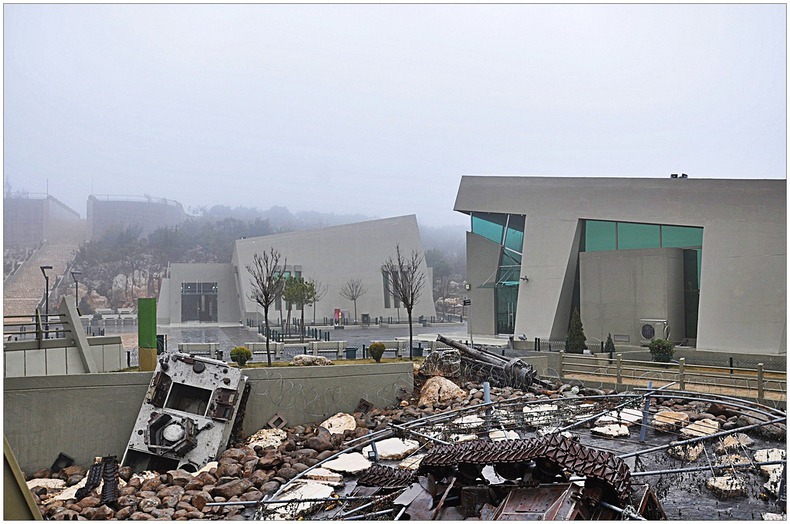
(4, 362, 413, 473)
(4, 336, 125, 377)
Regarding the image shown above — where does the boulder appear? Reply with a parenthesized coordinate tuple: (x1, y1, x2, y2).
(211, 478, 253, 499)
(706, 475, 746, 499)
(290, 355, 333, 366)
(419, 376, 465, 405)
(257, 449, 285, 469)
(320, 413, 357, 435)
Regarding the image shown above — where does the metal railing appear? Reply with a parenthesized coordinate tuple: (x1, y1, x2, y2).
(557, 352, 786, 404)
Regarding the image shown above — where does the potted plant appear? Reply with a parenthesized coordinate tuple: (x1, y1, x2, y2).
(368, 342, 386, 363)
(230, 346, 252, 367)
(648, 339, 674, 363)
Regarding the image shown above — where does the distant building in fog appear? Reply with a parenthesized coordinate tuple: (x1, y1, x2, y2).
(156, 215, 436, 326)
(87, 194, 186, 241)
(3, 194, 82, 249)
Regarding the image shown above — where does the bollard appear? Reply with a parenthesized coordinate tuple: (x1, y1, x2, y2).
(559, 352, 564, 378)
(483, 382, 492, 433)
(678, 358, 685, 390)
(730, 356, 734, 375)
(616, 354, 622, 385)
(639, 381, 652, 443)
(757, 363, 765, 404)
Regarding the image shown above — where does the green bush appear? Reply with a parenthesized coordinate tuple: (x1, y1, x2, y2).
(649, 339, 674, 363)
(566, 308, 587, 354)
(231, 346, 252, 367)
(368, 342, 386, 363)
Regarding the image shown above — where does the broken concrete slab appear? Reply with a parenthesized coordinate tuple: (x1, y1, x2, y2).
(304, 467, 344, 486)
(26, 478, 66, 491)
(667, 442, 705, 462)
(591, 424, 630, 438)
(247, 428, 288, 449)
(680, 418, 720, 438)
(489, 429, 520, 441)
(320, 413, 356, 435)
(597, 407, 642, 426)
(754, 448, 786, 475)
(706, 475, 747, 499)
(450, 433, 478, 443)
(321, 452, 371, 474)
(523, 404, 559, 426)
(653, 411, 689, 432)
(269, 480, 335, 519)
(362, 438, 420, 460)
(762, 513, 787, 521)
(452, 415, 485, 428)
(714, 433, 754, 454)
(398, 454, 425, 470)
(764, 467, 784, 497)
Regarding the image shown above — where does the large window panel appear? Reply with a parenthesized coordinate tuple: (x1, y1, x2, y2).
(662, 225, 703, 248)
(585, 221, 616, 252)
(618, 222, 660, 250)
(471, 212, 507, 244)
(504, 215, 525, 252)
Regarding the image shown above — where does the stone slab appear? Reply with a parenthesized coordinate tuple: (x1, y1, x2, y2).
(362, 438, 420, 460)
(321, 452, 371, 474)
(591, 424, 630, 438)
(680, 418, 720, 438)
(270, 480, 335, 519)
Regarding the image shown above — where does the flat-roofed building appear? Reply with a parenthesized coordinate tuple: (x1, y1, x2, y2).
(454, 176, 786, 355)
(157, 215, 436, 326)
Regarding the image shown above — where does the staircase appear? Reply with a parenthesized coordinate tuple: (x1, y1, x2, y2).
(3, 221, 86, 319)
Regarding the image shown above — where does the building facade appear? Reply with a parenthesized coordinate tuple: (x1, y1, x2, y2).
(454, 176, 786, 355)
(87, 195, 186, 241)
(157, 215, 436, 326)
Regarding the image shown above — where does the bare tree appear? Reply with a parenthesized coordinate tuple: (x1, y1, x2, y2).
(246, 248, 287, 366)
(382, 246, 426, 360)
(339, 278, 367, 323)
(307, 278, 328, 325)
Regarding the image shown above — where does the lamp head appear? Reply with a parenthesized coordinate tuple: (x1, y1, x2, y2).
(40, 265, 53, 277)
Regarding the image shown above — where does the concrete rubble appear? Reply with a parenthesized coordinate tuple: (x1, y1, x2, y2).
(653, 410, 690, 432)
(320, 413, 357, 435)
(667, 442, 705, 462)
(591, 424, 630, 438)
(361, 438, 420, 460)
(290, 355, 333, 366)
(681, 418, 721, 437)
(714, 433, 754, 454)
(706, 475, 747, 499)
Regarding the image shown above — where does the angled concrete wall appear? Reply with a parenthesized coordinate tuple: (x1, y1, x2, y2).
(455, 176, 786, 354)
(4, 362, 413, 473)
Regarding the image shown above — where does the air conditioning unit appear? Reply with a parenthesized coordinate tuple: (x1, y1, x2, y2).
(640, 319, 670, 346)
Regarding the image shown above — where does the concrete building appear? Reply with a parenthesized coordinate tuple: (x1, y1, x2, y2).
(454, 176, 786, 355)
(87, 194, 186, 241)
(3, 194, 82, 249)
(157, 215, 436, 326)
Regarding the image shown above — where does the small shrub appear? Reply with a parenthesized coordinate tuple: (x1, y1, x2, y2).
(368, 342, 386, 363)
(649, 339, 674, 363)
(605, 333, 616, 354)
(231, 346, 252, 367)
(566, 308, 587, 354)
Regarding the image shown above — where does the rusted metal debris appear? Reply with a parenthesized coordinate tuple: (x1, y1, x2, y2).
(121, 353, 249, 473)
(436, 335, 550, 390)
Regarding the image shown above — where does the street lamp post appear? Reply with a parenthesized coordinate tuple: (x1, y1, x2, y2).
(40, 265, 53, 339)
(71, 270, 82, 313)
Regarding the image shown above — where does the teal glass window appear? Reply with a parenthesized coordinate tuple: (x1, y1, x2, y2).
(471, 212, 507, 244)
(661, 225, 703, 248)
(504, 215, 525, 252)
(618, 222, 660, 250)
(585, 221, 616, 252)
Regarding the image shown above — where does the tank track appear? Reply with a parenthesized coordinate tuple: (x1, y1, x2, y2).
(99, 456, 120, 505)
(357, 463, 416, 488)
(419, 433, 633, 502)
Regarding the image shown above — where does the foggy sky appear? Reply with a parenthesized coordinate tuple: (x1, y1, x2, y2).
(4, 4, 786, 226)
